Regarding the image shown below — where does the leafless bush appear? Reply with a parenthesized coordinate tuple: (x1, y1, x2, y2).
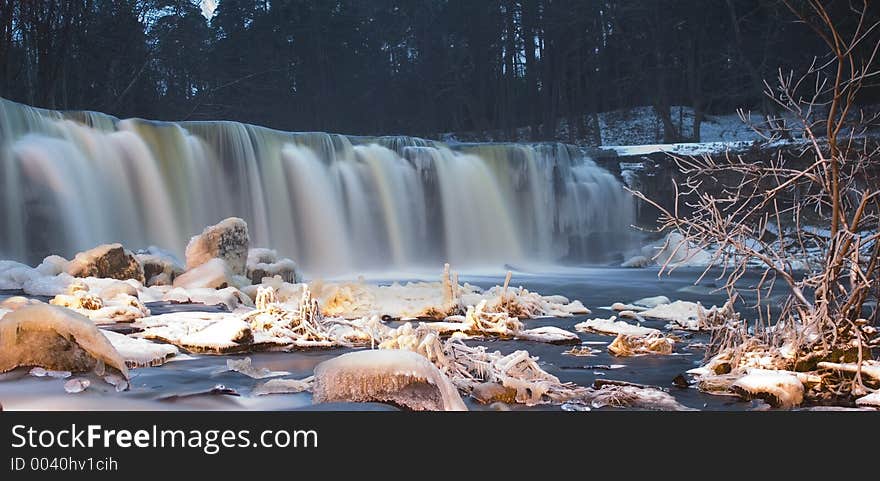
(631, 0, 880, 397)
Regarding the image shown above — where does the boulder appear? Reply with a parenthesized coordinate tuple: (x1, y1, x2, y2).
(66, 244, 145, 283)
(185, 218, 249, 276)
(0, 304, 129, 378)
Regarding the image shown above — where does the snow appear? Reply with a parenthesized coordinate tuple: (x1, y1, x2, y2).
(102, 330, 179, 368)
(177, 318, 254, 353)
(855, 391, 880, 408)
(515, 326, 580, 344)
(312, 349, 467, 411)
(574, 316, 660, 337)
(0, 304, 129, 379)
(173, 258, 233, 289)
(731, 369, 804, 409)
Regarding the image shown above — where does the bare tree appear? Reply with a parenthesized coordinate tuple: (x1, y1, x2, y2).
(631, 0, 880, 402)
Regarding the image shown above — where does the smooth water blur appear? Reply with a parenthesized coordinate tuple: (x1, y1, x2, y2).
(0, 98, 635, 276)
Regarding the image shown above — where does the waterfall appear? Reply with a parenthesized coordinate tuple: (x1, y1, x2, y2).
(0, 98, 635, 275)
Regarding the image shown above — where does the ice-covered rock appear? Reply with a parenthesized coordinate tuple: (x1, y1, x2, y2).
(49, 281, 149, 324)
(22, 273, 75, 296)
(185, 218, 249, 276)
(162, 286, 253, 310)
(731, 369, 804, 409)
(135, 312, 255, 354)
(1, 296, 43, 311)
(574, 316, 660, 337)
(312, 349, 467, 411)
(0, 261, 44, 290)
(633, 295, 671, 308)
(855, 391, 880, 408)
(36, 255, 69, 276)
(173, 258, 232, 290)
(515, 326, 580, 344)
(66, 244, 145, 283)
(102, 330, 179, 368)
(607, 333, 674, 356)
(64, 378, 90, 393)
(0, 305, 129, 378)
(583, 384, 695, 411)
(247, 248, 299, 284)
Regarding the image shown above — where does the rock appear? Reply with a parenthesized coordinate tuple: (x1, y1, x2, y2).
(471, 382, 517, 404)
(246, 248, 299, 284)
(574, 316, 660, 337)
(313, 350, 467, 411)
(0, 305, 129, 378)
(173, 258, 232, 290)
(731, 369, 804, 409)
(185, 218, 249, 276)
(137, 254, 183, 287)
(66, 244, 145, 283)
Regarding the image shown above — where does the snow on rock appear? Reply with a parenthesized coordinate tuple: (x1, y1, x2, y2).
(253, 377, 314, 395)
(0, 261, 45, 290)
(22, 273, 75, 297)
(66, 244, 145, 283)
(731, 369, 804, 409)
(134, 312, 262, 353)
(36, 255, 69, 276)
(162, 286, 253, 310)
(102, 330, 179, 368)
(574, 316, 660, 337)
(515, 326, 581, 344)
(855, 391, 880, 408)
(246, 248, 299, 284)
(312, 349, 467, 411)
(607, 333, 674, 356)
(634, 295, 671, 308)
(137, 247, 184, 287)
(185, 217, 249, 276)
(640, 299, 736, 331)
(1, 296, 43, 311)
(649, 232, 714, 266)
(173, 258, 233, 290)
(0, 304, 129, 379)
(50, 281, 149, 324)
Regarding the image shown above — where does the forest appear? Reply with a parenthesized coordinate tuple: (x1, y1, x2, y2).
(3, 0, 873, 142)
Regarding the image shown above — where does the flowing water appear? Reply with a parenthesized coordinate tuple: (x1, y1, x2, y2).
(0, 98, 634, 276)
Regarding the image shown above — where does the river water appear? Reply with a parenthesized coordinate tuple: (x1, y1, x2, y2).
(0, 267, 778, 411)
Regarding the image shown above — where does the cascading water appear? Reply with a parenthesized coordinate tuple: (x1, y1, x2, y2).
(0, 97, 635, 275)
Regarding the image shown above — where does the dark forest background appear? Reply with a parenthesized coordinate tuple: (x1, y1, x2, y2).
(0, 0, 876, 142)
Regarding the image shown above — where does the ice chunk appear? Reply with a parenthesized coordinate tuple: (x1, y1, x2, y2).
(102, 330, 179, 368)
(855, 391, 880, 408)
(36, 255, 69, 276)
(582, 384, 695, 411)
(731, 369, 804, 409)
(633, 295, 671, 308)
(313, 350, 467, 411)
(225, 357, 289, 379)
(574, 316, 660, 337)
(607, 333, 674, 356)
(253, 377, 314, 395)
(0, 305, 129, 378)
(64, 378, 90, 393)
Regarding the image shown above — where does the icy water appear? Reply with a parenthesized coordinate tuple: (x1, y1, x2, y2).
(0, 267, 776, 411)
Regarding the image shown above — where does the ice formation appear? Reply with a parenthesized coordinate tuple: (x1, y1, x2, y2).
(246, 248, 298, 284)
(102, 330, 179, 368)
(579, 383, 694, 411)
(313, 349, 467, 411)
(0, 305, 129, 379)
(574, 316, 660, 337)
(639, 299, 736, 331)
(730, 369, 805, 409)
(855, 391, 880, 408)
